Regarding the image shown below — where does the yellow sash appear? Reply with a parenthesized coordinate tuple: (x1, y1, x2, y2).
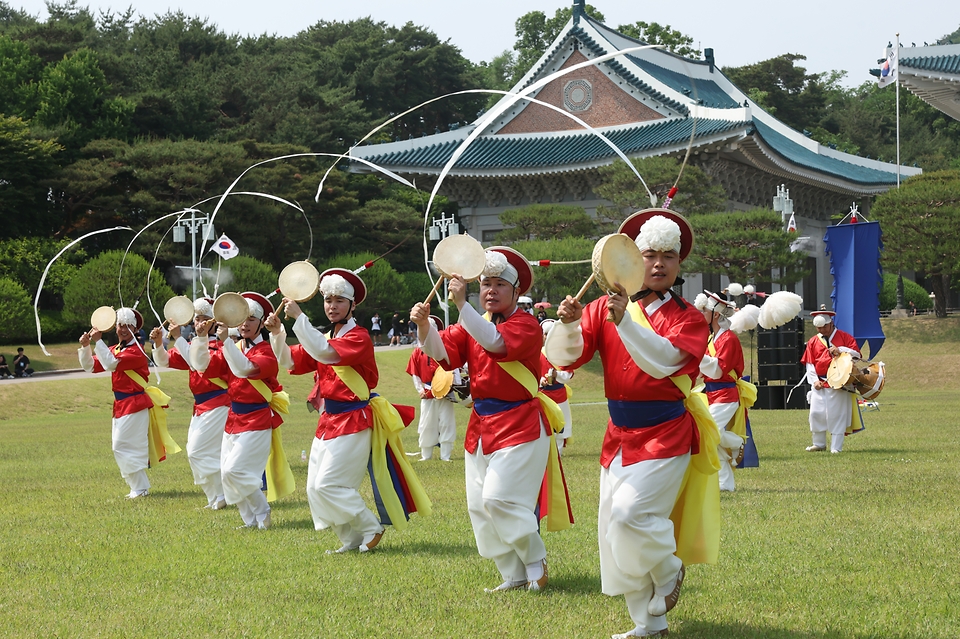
(123, 370, 181, 466)
(627, 302, 720, 565)
(707, 339, 756, 441)
(331, 364, 432, 529)
(496, 359, 573, 533)
(234, 342, 294, 502)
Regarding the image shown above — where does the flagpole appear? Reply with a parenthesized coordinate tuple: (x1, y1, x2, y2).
(896, 33, 901, 187)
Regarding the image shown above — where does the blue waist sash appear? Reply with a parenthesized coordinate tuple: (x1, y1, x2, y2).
(231, 401, 269, 415)
(114, 390, 145, 401)
(473, 397, 530, 416)
(704, 381, 736, 392)
(194, 389, 228, 405)
(541, 383, 564, 392)
(608, 399, 686, 429)
(324, 393, 376, 415)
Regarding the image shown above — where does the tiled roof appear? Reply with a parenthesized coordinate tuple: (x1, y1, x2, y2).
(751, 120, 899, 185)
(900, 53, 960, 73)
(354, 118, 747, 171)
(624, 55, 741, 109)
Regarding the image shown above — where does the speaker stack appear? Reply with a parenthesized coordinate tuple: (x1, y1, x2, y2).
(755, 317, 809, 409)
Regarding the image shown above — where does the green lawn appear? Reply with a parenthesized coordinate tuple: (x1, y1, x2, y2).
(1, 325, 958, 638)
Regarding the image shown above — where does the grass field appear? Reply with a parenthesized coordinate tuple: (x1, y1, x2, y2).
(1, 319, 959, 638)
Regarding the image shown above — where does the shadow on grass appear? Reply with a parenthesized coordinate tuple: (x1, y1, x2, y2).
(677, 619, 922, 639)
(545, 570, 602, 595)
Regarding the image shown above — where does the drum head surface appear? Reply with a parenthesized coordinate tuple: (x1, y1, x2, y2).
(433, 235, 485, 281)
(279, 261, 320, 302)
(163, 295, 195, 325)
(826, 352, 854, 389)
(90, 306, 116, 332)
(594, 234, 645, 297)
(213, 292, 250, 328)
(431, 367, 454, 398)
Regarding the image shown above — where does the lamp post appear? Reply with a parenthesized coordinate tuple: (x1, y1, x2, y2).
(429, 212, 460, 328)
(173, 210, 216, 300)
(772, 184, 793, 231)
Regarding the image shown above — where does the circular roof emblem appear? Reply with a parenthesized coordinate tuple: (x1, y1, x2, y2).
(563, 79, 593, 112)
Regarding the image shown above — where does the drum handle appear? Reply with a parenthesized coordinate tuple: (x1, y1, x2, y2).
(573, 273, 596, 302)
(423, 274, 445, 304)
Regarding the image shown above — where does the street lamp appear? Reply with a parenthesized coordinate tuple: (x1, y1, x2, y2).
(429, 212, 461, 328)
(772, 184, 793, 231)
(173, 210, 216, 300)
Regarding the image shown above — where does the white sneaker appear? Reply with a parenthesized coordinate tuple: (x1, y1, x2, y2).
(326, 543, 360, 555)
(483, 580, 527, 593)
(211, 498, 227, 510)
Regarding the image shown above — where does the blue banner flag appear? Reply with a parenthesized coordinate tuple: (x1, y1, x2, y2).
(823, 221, 885, 357)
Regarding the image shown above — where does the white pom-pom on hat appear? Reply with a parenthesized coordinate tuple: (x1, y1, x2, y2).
(194, 298, 214, 318)
(727, 282, 744, 297)
(729, 305, 761, 333)
(116, 307, 137, 327)
(541, 318, 556, 336)
(319, 273, 355, 301)
(635, 215, 682, 254)
(758, 291, 803, 329)
(481, 250, 518, 287)
(813, 314, 831, 328)
(743, 284, 756, 295)
(246, 299, 264, 320)
(693, 293, 709, 312)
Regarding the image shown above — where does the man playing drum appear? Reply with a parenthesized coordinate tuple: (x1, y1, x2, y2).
(546, 210, 718, 639)
(696, 291, 749, 492)
(801, 308, 862, 454)
(150, 298, 229, 510)
(405, 315, 459, 462)
(268, 270, 428, 553)
(410, 247, 555, 593)
(192, 292, 287, 530)
(79, 308, 175, 499)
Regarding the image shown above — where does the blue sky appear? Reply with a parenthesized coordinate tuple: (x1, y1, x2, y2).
(12, 0, 954, 87)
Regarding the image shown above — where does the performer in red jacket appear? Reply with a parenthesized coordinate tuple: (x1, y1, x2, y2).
(405, 315, 459, 462)
(79, 307, 170, 499)
(800, 307, 862, 453)
(411, 247, 553, 593)
(192, 292, 285, 530)
(151, 298, 229, 510)
(547, 210, 717, 639)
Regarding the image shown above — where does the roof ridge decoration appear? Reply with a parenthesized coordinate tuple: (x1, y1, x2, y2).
(900, 53, 960, 74)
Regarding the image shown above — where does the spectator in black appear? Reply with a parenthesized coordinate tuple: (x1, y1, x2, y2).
(390, 312, 403, 346)
(0, 353, 10, 378)
(909, 300, 917, 316)
(13, 348, 33, 378)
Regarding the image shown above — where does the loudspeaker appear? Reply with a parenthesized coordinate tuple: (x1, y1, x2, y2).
(755, 385, 785, 410)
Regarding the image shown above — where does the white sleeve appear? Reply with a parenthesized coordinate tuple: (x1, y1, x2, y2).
(190, 337, 211, 372)
(457, 303, 506, 354)
(419, 323, 451, 363)
(838, 346, 859, 356)
(174, 336, 194, 370)
(806, 362, 819, 385)
(269, 326, 295, 370)
(453, 369, 462, 385)
(93, 340, 119, 371)
(411, 375, 425, 393)
(699, 354, 723, 379)
(78, 345, 95, 373)
(616, 313, 688, 379)
(554, 369, 574, 384)
(292, 314, 340, 365)
(152, 344, 170, 368)
(221, 340, 257, 378)
(542, 319, 584, 367)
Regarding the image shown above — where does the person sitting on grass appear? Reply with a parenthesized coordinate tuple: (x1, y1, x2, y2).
(0, 353, 11, 378)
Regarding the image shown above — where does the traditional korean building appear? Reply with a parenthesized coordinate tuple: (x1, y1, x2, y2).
(898, 43, 960, 121)
(350, 1, 919, 310)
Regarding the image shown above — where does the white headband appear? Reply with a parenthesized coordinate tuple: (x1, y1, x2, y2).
(481, 251, 518, 287)
(320, 274, 355, 301)
(813, 314, 832, 328)
(247, 299, 264, 320)
(194, 298, 213, 318)
(116, 307, 136, 327)
(635, 216, 682, 254)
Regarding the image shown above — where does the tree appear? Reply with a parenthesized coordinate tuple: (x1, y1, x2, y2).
(682, 209, 808, 286)
(509, 237, 597, 305)
(198, 255, 277, 298)
(0, 35, 42, 116)
(0, 277, 33, 342)
(879, 273, 932, 312)
(0, 237, 86, 307)
(0, 115, 61, 238)
(871, 170, 960, 318)
(62, 250, 176, 326)
(511, 5, 605, 85)
(616, 22, 700, 58)
(496, 204, 598, 242)
(723, 54, 827, 133)
(594, 156, 727, 220)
